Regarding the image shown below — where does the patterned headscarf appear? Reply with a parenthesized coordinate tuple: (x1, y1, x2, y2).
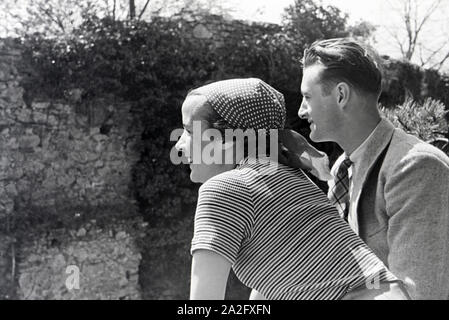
(189, 78, 286, 130)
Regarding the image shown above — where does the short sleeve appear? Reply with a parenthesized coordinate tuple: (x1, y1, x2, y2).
(191, 171, 254, 265)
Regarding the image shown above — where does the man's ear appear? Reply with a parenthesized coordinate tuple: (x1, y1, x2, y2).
(335, 82, 351, 108)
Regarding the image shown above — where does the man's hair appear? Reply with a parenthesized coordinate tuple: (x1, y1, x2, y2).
(303, 38, 383, 97)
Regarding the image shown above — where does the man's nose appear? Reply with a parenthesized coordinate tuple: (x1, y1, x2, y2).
(298, 100, 308, 119)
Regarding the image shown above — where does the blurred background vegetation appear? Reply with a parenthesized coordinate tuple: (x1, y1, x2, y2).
(1, 0, 448, 299)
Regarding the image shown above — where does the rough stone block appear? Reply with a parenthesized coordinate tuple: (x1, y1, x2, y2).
(18, 134, 40, 150)
(193, 24, 213, 39)
(16, 108, 32, 123)
(16, 219, 144, 300)
(31, 102, 51, 110)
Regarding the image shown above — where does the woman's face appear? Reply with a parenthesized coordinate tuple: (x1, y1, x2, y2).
(175, 94, 235, 183)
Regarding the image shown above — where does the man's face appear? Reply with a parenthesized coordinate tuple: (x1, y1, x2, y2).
(298, 64, 341, 143)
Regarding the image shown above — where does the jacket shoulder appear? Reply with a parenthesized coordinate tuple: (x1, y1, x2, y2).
(385, 129, 449, 168)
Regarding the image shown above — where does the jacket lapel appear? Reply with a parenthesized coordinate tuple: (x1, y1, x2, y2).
(350, 118, 395, 233)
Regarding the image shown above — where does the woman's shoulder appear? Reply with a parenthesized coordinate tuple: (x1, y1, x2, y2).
(197, 169, 254, 216)
(199, 169, 250, 197)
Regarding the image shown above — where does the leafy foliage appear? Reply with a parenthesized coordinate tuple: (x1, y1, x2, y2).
(380, 58, 449, 109)
(282, 0, 349, 48)
(281, 0, 376, 49)
(381, 97, 448, 142)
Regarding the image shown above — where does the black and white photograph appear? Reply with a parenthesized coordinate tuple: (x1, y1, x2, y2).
(0, 0, 448, 306)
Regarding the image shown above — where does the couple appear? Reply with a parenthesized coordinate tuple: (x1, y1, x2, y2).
(174, 38, 449, 300)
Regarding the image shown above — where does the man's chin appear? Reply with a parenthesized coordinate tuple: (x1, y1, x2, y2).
(309, 131, 321, 143)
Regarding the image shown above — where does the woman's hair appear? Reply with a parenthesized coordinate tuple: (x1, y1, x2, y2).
(303, 38, 383, 98)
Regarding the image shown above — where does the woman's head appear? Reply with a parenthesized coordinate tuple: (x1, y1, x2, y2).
(175, 78, 286, 183)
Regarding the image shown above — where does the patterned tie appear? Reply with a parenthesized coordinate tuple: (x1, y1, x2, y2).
(329, 157, 353, 221)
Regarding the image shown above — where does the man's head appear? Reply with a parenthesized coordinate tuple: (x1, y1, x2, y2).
(299, 38, 383, 144)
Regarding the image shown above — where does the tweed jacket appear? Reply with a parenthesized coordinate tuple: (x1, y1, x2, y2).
(329, 118, 449, 300)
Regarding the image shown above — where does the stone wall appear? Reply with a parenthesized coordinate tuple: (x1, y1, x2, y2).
(0, 38, 145, 299)
(0, 50, 143, 223)
(18, 218, 145, 300)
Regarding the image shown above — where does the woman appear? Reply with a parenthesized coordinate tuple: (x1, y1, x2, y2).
(175, 78, 409, 300)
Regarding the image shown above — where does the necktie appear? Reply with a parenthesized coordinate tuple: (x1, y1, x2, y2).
(329, 157, 353, 221)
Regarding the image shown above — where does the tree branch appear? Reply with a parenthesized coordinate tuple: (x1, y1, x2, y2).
(419, 42, 448, 67)
(416, 0, 442, 35)
(392, 0, 444, 62)
(37, 2, 65, 32)
(113, 0, 116, 20)
(431, 50, 449, 70)
(385, 25, 406, 56)
(129, 0, 136, 19)
(138, 0, 151, 20)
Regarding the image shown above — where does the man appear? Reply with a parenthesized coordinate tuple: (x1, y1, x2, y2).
(282, 38, 449, 299)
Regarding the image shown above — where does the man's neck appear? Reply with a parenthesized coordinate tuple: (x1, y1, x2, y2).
(339, 114, 381, 156)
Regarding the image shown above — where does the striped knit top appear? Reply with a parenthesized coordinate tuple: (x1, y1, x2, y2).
(191, 158, 398, 300)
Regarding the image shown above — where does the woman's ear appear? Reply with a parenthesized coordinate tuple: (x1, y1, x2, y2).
(335, 82, 351, 108)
